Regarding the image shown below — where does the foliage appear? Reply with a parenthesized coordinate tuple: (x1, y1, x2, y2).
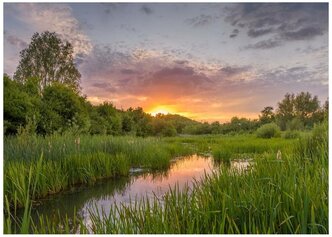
(286, 117, 304, 131)
(294, 120, 328, 162)
(4, 69, 327, 137)
(39, 83, 89, 134)
(276, 93, 295, 130)
(256, 123, 280, 138)
(259, 106, 275, 124)
(8, 129, 327, 234)
(14, 31, 81, 92)
(4, 75, 39, 135)
(276, 92, 322, 130)
(282, 130, 301, 139)
(4, 135, 194, 207)
(84, 127, 327, 234)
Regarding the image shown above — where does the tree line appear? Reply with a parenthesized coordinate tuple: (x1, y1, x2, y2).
(4, 31, 328, 137)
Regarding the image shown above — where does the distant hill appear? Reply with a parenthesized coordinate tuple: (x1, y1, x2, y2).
(153, 113, 200, 134)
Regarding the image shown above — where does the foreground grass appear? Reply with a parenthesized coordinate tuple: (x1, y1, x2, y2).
(4, 135, 194, 207)
(4, 126, 327, 233)
(85, 123, 327, 234)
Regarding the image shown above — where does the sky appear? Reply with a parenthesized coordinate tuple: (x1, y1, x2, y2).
(3, 2, 329, 122)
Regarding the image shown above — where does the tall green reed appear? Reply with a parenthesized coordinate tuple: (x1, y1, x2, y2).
(84, 128, 327, 234)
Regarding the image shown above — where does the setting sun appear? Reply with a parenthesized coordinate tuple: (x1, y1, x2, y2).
(148, 106, 174, 116)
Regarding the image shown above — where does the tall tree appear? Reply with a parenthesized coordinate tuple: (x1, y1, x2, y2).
(276, 93, 295, 130)
(293, 92, 320, 127)
(276, 92, 323, 130)
(14, 31, 81, 91)
(259, 106, 275, 124)
(39, 83, 88, 134)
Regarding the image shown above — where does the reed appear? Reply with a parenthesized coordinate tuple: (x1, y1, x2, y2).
(4, 128, 327, 234)
(4, 135, 194, 207)
(83, 126, 327, 234)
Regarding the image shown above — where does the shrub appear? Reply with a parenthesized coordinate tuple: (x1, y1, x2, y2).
(283, 130, 300, 139)
(286, 117, 304, 131)
(162, 126, 177, 137)
(256, 123, 280, 138)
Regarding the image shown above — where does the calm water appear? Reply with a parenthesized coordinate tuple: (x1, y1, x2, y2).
(15, 155, 250, 232)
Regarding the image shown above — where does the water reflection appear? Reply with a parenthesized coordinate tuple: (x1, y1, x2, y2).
(81, 155, 216, 222)
(14, 155, 251, 233)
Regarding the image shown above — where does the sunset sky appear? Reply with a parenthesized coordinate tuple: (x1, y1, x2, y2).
(4, 2, 328, 122)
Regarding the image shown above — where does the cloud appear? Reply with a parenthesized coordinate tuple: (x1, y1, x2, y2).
(101, 3, 118, 14)
(121, 69, 136, 74)
(79, 44, 218, 103)
(4, 33, 27, 48)
(229, 29, 239, 38)
(258, 65, 326, 85)
(137, 66, 212, 99)
(247, 28, 274, 38)
(186, 14, 216, 27)
(11, 3, 92, 57)
(173, 60, 189, 65)
(141, 5, 153, 15)
(244, 39, 282, 50)
(219, 65, 251, 77)
(77, 40, 327, 122)
(91, 82, 116, 92)
(224, 3, 328, 48)
(281, 26, 324, 40)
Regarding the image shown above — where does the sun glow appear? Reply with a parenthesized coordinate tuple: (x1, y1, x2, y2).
(148, 106, 174, 116)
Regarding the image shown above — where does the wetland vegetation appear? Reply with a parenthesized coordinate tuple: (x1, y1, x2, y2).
(4, 123, 328, 234)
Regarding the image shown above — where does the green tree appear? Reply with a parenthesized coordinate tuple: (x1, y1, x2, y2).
(161, 124, 177, 137)
(259, 106, 275, 124)
(39, 83, 88, 134)
(276, 93, 295, 130)
(122, 113, 134, 133)
(14, 31, 81, 91)
(211, 121, 221, 134)
(131, 107, 153, 137)
(94, 102, 123, 135)
(293, 92, 320, 128)
(276, 92, 323, 130)
(4, 75, 36, 134)
(323, 99, 328, 120)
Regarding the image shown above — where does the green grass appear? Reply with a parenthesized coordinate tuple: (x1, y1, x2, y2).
(83, 123, 327, 234)
(4, 124, 328, 234)
(211, 135, 296, 161)
(4, 135, 194, 208)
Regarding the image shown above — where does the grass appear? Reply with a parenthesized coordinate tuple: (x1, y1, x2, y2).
(210, 135, 296, 161)
(4, 135, 194, 208)
(83, 123, 327, 234)
(4, 124, 328, 234)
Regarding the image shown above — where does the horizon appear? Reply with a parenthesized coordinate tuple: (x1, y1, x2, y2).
(4, 2, 328, 123)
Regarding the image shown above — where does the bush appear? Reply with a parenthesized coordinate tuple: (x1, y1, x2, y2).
(283, 130, 300, 139)
(256, 123, 280, 138)
(286, 117, 304, 131)
(162, 126, 177, 137)
(294, 120, 328, 162)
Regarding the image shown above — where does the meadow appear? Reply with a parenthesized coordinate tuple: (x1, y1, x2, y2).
(4, 122, 327, 234)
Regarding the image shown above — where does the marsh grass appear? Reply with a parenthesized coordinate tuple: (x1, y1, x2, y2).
(4, 135, 194, 208)
(83, 127, 327, 234)
(81, 126, 327, 234)
(211, 136, 296, 161)
(4, 154, 43, 234)
(4, 128, 327, 234)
